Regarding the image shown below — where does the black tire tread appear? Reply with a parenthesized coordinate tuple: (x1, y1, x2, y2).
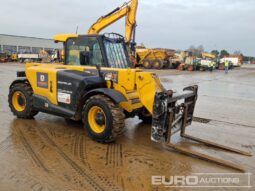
(8, 83, 38, 119)
(152, 59, 164, 70)
(143, 60, 152, 69)
(82, 95, 125, 143)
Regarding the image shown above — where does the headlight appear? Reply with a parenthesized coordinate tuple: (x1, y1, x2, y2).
(104, 72, 113, 81)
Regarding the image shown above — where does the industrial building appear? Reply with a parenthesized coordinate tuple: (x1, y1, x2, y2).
(0, 34, 62, 54)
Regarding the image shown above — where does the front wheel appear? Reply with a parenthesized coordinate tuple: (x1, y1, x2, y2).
(82, 95, 125, 143)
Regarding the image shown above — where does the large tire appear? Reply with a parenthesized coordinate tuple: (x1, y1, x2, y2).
(142, 60, 152, 69)
(152, 60, 163, 69)
(164, 60, 170, 69)
(8, 83, 38, 119)
(82, 95, 125, 143)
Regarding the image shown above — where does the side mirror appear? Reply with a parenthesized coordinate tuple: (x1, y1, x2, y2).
(80, 51, 90, 66)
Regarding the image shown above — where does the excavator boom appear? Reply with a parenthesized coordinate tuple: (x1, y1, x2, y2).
(88, 0, 138, 44)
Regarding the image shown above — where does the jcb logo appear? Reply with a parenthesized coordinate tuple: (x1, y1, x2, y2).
(40, 75, 45, 82)
(37, 73, 48, 88)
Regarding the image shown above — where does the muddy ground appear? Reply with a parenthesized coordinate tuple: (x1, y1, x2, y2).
(0, 63, 254, 191)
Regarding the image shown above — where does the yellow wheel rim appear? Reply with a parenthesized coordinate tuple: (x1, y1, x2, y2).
(88, 106, 106, 133)
(12, 91, 26, 112)
(154, 62, 160, 68)
(144, 61, 149, 67)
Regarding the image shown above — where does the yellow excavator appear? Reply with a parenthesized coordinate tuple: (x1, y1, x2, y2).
(8, 0, 251, 172)
(88, 0, 172, 69)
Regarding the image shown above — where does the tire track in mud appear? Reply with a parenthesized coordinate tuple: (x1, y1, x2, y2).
(46, 127, 56, 138)
(70, 134, 89, 166)
(123, 150, 183, 172)
(36, 127, 121, 191)
(70, 135, 75, 154)
(116, 175, 125, 191)
(105, 144, 123, 168)
(0, 135, 12, 153)
(17, 128, 49, 173)
(73, 135, 78, 157)
(79, 135, 88, 166)
(1, 168, 75, 191)
(0, 171, 51, 191)
(121, 176, 125, 191)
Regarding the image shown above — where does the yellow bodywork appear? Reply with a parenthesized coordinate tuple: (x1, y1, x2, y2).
(54, 34, 79, 42)
(11, 54, 18, 61)
(202, 52, 216, 59)
(136, 48, 169, 62)
(25, 62, 163, 114)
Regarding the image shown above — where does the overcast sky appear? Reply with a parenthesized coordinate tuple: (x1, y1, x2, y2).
(1, 0, 254, 56)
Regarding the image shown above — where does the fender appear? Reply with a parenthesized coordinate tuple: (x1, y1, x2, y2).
(9, 78, 28, 89)
(83, 88, 127, 104)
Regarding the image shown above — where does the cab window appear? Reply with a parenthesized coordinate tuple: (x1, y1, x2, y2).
(66, 37, 104, 66)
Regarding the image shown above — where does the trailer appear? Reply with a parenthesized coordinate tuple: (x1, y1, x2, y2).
(220, 57, 242, 67)
(18, 53, 40, 63)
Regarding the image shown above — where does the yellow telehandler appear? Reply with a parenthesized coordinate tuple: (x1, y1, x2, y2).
(8, 0, 251, 172)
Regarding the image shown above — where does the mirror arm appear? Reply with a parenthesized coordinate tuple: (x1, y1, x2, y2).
(96, 64, 103, 78)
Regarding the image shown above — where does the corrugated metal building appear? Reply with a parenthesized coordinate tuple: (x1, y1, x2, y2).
(0, 34, 62, 54)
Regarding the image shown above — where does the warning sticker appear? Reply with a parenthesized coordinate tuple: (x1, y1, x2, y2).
(58, 92, 71, 104)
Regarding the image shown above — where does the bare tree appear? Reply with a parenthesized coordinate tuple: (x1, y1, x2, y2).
(233, 50, 242, 56)
(187, 45, 204, 57)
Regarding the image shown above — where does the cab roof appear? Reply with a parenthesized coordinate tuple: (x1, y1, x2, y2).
(53, 34, 79, 43)
(54, 33, 123, 43)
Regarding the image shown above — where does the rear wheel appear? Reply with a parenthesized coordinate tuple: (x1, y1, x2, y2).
(164, 60, 171, 69)
(8, 83, 38, 119)
(152, 60, 163, 69)
(143, 60, 152, 69)
(82, 95, 125, 143)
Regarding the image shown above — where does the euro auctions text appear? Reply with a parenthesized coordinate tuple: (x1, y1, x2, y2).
(152, 173, 252, 188)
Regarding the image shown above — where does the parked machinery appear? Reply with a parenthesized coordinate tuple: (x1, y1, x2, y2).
(135, 46, 175, 69)
(0, 52, 8, 62)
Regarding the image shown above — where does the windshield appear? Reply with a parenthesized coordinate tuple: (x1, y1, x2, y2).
(104, 39, 130, 68)
(66, 37, 104, 66)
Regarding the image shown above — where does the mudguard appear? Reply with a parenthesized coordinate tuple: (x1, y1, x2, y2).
(9, 78, 28, 88)
(83, 88, 127, 104)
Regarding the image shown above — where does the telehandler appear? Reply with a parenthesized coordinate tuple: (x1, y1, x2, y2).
(9, 0, 251, 172)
